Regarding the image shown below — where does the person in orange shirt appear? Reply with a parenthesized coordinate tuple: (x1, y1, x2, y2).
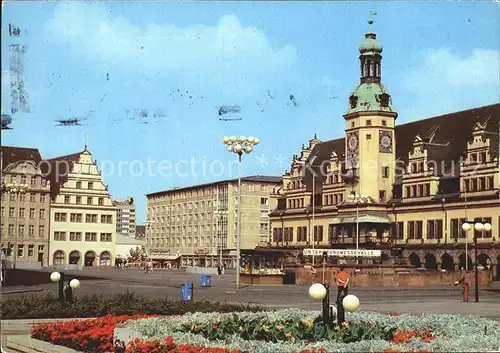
(336, 269, 349, 299)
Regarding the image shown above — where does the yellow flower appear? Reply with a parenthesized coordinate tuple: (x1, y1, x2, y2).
(261, 325, 270, 332)
(342, 321, 349, 327)
(302, 319, 313, 328)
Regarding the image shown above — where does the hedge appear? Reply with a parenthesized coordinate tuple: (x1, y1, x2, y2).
(1, 292, 264, 319)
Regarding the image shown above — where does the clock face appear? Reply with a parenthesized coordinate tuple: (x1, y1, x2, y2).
(379, 130, 393, 153)
(348, 133, 358, 151)
(346, 153, 358, 167)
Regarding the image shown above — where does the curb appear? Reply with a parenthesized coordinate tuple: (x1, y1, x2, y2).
(0, 288, 45, 295)
(4, 335, 78, 353)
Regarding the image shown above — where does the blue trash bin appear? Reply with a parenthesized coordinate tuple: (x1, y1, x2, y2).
(200, 274, 212, 287)
(180, 283, 193, 301)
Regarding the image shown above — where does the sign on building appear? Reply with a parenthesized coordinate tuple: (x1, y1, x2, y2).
(303, 249, 381, 258)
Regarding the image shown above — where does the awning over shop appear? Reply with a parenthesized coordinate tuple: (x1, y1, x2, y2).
(330, 215, 391, 225)
(150, 254, 180, 260)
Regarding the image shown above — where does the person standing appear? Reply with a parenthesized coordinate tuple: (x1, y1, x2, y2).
(336, 269, 349, 299)
(217, 264, 222, 279)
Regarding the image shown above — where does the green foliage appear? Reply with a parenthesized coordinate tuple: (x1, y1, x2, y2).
(180, 312, 397, 344)
(1, 292, 263, 319)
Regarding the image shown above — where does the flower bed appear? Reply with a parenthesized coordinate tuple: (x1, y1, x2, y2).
(124, 310, 500, 352)
(31, 310, 500, 352)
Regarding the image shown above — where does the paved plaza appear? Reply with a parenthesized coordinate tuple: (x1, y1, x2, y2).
(2, 267, 500, 320)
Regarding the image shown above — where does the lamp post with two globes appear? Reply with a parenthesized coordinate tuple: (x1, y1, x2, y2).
(50, 271, 80, 302)
(222, 135, 259, 289)
(461, 221, 491, 302)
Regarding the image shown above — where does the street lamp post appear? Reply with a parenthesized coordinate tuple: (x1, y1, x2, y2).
(2, 182, 29, 270)
(222, 135, 259, 289)
(347, 193, 367, 265)
(461, 220, 491, 302)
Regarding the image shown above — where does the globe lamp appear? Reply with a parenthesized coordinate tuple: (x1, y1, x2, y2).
(69, 279, 81, 289)
(342, 294, 360, 312)
(50, 272, 61, 282)
(309, 283, 327, 301)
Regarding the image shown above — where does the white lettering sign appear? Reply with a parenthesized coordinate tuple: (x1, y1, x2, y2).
(303, 249, 381, 257)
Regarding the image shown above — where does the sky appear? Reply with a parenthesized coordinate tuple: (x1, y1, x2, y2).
(1, 1, 499, 223)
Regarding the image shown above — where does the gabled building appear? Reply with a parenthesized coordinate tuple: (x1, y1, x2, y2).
(1, 146, 51, 267)
(269, 25, 500, 279)
(42, 145, 117, 267)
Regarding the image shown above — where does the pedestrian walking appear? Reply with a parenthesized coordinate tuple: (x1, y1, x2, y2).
(217, 264, 222, 279)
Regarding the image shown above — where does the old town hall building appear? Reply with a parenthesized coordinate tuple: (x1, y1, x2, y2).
(268, 26, 500, 279)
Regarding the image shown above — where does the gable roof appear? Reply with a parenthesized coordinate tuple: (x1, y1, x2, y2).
(1, 146, 42, 171)
(301, 103, 500, 192)
(40, 151, 83, 199)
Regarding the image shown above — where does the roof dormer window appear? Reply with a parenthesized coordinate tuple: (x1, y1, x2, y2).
(349, 94, 358, 109)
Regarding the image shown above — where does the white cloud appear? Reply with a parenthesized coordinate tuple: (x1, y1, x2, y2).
(44, 3, 299, 89)
(400, 48, 500, 121)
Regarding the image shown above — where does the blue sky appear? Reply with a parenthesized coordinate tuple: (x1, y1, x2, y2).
(1, 1, 499, 223)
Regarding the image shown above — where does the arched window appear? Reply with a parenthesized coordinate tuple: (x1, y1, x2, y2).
(53, 251, 65, 265)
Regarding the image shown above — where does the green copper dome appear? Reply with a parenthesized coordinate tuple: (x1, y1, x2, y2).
(344, 83, 396, 115)
(359, 31, 383, 55)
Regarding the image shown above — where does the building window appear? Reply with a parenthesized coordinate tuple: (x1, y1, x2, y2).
(39, 209, 45, 219)
(9, 207, 15, 217)
(284, 227, 294, 242)
(85, 232, 97, 241)
(76, 196, 82, 204)
(54, 231, 66, 241)
(488, 176, 494, 190)
(8, 224, 14, 235)
(98, 197, 104, 206)
(19, 208, 25, 218)
(88, 182, 93, 189)
(382, 166, 389, 178)
(379, 190, 386, 201)
(418, 184, 424, 197)
(260, 198, 268, 205)
(101, 215, 113, 223)
(65, 196, 70, 203)
(87, 197, 93, 205)
(28, 245, 34, 257)
(351, 122, 355, 128)
(40, 194, 46, 203)
(20, 194, 26, 202)
(10, 194, 16, 202)
(366, 119, 372, 126)
(260, 222, 269, 233)
(480, 151, 487, 163)
(85, 214, 98, 223)
(30, 193, 36, 202)
(18, 224, 24, 236)
(100, 233, 112, 242)
(21, 175, 26, 184)
(55, 212, 67, 222)
(69, 232, 82, 241)
(30, 176, 36, 186)
(76, 181, 82, 189)
(313, 225, 323, 242)
(29, 225, 35, 237)
(366, 134, 372, 140)
(39, 225, 45, 236)
(411, 185, 417, 197)
(382, 120, 386, 126)
(70, 213, 83, 222)
(17, 245, 24, 258)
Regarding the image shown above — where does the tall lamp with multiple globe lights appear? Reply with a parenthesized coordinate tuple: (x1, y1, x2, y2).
(222, 136, 259, 289)
(461, 220, 491, 302)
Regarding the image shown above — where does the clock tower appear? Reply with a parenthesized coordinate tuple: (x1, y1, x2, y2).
(343, 22, 397, 201)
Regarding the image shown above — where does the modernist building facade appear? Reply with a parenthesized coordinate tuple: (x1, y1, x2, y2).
(1, 147, 51, 267)
(113, 198, 136, 237)
(43, 146, 117, 267)
(269, 27, 500, 279)
(145, 176, 281, 267)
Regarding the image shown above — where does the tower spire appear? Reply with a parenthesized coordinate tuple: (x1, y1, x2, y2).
(84, 133, 88, 151)
(359, 11, 383, 84)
